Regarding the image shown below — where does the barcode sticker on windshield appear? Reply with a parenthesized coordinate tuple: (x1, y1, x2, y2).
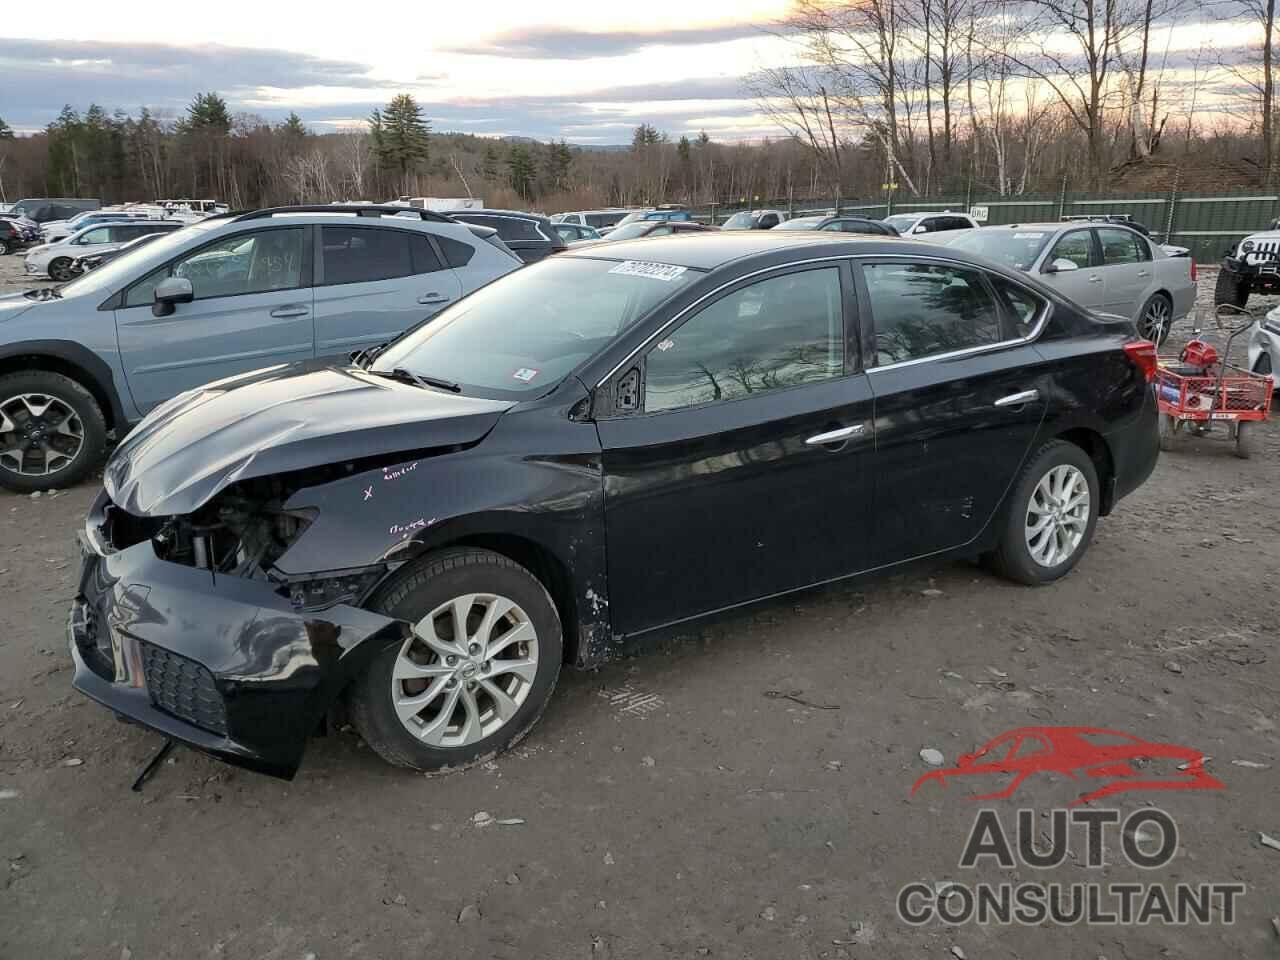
(609, 260, 688, 282)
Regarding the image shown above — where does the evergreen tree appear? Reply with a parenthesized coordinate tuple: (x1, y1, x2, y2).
(183, 92, 232, 135)
(0, 116, 14, 139)
(481, 143, 502, 182)
(507, 144, 536, 200)
(677, 135, 692, 164)
(372, 94, 431, 192)
(279, 112, 308, 141)
(542, 139, 573, 192)
(632, 123, 663, 148)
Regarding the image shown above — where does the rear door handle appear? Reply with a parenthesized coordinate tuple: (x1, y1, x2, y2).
(994, 389, 1040, 408)
(418, 293, 450, 305)
(269, 305, 310, 318)
(1137, 270, 1151, 278)
(805, 424, 865, 445)
(1087, 275, 1103, 284)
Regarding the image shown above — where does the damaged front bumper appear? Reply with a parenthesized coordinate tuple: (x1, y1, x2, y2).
(69, 512, 409, 779)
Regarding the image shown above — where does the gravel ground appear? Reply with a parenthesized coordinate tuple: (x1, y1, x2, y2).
(1, 252, 1278, 959)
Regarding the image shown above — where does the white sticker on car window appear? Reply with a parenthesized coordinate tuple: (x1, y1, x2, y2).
(513, 368, 539, 382)
(1013, 233, 1046, 239)
(608, 260, 688, 282)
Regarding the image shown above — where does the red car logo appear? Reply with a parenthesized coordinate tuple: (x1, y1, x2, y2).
(911, 726, 1225, 806)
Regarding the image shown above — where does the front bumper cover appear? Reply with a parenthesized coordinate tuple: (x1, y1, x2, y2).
(69, 536, 409, 779)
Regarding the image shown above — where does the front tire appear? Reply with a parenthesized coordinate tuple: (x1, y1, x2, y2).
(990, 440, 1100, 586)
(1214, 268, 1248, 309)
(47, 257, 74, 282)
(349, 548, 563, 772)
(0, 371, 107, 492)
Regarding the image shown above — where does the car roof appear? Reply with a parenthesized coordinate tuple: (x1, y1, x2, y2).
(449, 208, 551, 222)
(562, 232, 932, 270)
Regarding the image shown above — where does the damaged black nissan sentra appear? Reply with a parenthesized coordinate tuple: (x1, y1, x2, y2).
(69, 233, 1160, 778)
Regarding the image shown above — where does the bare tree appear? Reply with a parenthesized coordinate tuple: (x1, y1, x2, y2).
(1220, 0, 1278, 184)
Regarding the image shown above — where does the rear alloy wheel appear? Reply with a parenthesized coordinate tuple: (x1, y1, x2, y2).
(0, 371, 107, 492)
(0, 239, 10, 256)
(1137, 293, 1173, 345)
(1213, 268, 1248, 309)
(990, 440, 1100, 586)
(349, 548, 562, 772)
(47, 257, 74, 282)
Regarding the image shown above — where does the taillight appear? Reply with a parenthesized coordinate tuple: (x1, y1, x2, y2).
(1124, 340, 1158, 383)
(1189, 258, 1198, 282)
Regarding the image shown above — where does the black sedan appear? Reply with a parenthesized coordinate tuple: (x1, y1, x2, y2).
(444, 208, 567, 263)
(775, 214, 899, 236)
(70, 234, 1160, 779)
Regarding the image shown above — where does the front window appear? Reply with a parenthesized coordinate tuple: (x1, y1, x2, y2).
(372, 256, 699, 399)
(1047, 231, 1094, 270)
(123, 228, 304, 306)
(947, 229, 1053, 271)
(643, 267, 845, 411)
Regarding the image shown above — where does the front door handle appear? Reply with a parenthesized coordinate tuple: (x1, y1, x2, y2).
(1087, 275, 1103, 284)
(1137, 270, 1151, 278)
(269, 305, 310, 318)
(418, 293, 450, 305)
(994, 389, 1040, 408)
(805, 424, 865, 446)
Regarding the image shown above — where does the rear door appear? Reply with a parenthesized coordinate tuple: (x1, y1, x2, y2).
(114, 225, 314, 412)
(312, 224, 461, 361)
(1096, 227, 1151, 320)
(1041, 228, 1104, 310)
(858, 257, 1049, 563)
(597, 262, 876, 636)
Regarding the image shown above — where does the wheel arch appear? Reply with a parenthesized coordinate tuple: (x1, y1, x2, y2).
(1054, 426, 1116, 515)
(0, 341, 129, 434)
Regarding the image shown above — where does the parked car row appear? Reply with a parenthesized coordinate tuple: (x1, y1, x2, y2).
(63, 228, 1162, 780)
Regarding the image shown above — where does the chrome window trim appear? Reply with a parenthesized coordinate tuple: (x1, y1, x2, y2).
(594, 251, 1052, 388)
(861, 254, 1051, 373)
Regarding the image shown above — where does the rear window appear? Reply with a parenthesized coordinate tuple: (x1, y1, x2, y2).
(460, 215, 545, 243)
(436, 235, 476, 268)
(321, 226, 413, 285)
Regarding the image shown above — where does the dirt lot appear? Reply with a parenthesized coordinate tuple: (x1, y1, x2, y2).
(1, 253, 1278, 959)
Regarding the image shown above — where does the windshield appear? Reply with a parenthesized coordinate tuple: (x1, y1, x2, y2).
(774, 216, 823, 231)
(883, 214, 920, 231)
(372, 256, 699, 399)
(611, 211, 649, 228)
(55, 221, 206, 296)
(604, 222, 656, 241)
(722, 211, 756, 230)
(946, 229, 1053, 271)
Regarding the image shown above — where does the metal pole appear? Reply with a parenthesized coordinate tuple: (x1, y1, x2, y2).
(1057, 174, 1068, 221)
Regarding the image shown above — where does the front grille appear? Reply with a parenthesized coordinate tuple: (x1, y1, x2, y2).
(140, 642, 227, 735)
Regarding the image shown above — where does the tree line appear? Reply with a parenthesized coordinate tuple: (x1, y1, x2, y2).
(2, 0, 1279, 215)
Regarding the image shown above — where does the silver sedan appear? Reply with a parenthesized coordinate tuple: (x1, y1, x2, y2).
(941, 223, 1196, 344)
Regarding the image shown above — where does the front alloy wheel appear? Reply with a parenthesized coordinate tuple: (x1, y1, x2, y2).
(0, 371, 107, 492)
(349, 548, 562, 771)
(392, 594, 540, 748)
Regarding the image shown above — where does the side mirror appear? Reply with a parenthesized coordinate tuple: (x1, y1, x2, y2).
(1046, 258, 1080, 273)
(152, 276, 194, 317)
(912, 225, 928, 234)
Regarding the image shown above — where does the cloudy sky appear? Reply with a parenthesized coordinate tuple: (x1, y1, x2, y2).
(2, 1, 800, 141)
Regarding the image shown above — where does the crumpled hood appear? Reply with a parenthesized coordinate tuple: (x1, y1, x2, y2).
(0, 292, 37, 323)
(105, 362, 516, 516)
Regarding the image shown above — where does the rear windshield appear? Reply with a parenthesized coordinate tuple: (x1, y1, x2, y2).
(459, 215, 546, 243)
(372, 256, 699, 399)
(946, 229, 1053, 271)
(774, 217, 823, 230)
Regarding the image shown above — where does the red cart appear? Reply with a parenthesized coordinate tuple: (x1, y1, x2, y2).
(1156, 306, 1273, 458)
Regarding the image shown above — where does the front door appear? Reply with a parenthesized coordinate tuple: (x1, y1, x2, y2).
(114, 226, 314, 413)
(1042, 228, 1104, 310)
(312, 224, 462, 361)
(597, 262, 876, 637)
(857, 258, 1049, 564)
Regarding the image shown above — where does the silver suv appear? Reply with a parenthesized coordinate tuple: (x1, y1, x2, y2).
(0, 205, 521, 491)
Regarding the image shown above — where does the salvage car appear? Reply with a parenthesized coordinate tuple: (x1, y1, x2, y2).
(943, 222, 1196, 344)
(25, 219, 186, 281)
(0, 205, 520, 492)
(444, 208, 566, 263)
(1247, 305, 1279, 382)
(70, 232, 1161, 779)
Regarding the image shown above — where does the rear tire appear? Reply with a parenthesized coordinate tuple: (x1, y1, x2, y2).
(1235, 421, 1258, 459)
(990, 440, 1100, 586)
(1137, 293, 1174, 345)
(0, 239, 9, 256)
(349, 548, 563, 773)
(0, 370, 107, 492)
(1214, 268, 1248, 309)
